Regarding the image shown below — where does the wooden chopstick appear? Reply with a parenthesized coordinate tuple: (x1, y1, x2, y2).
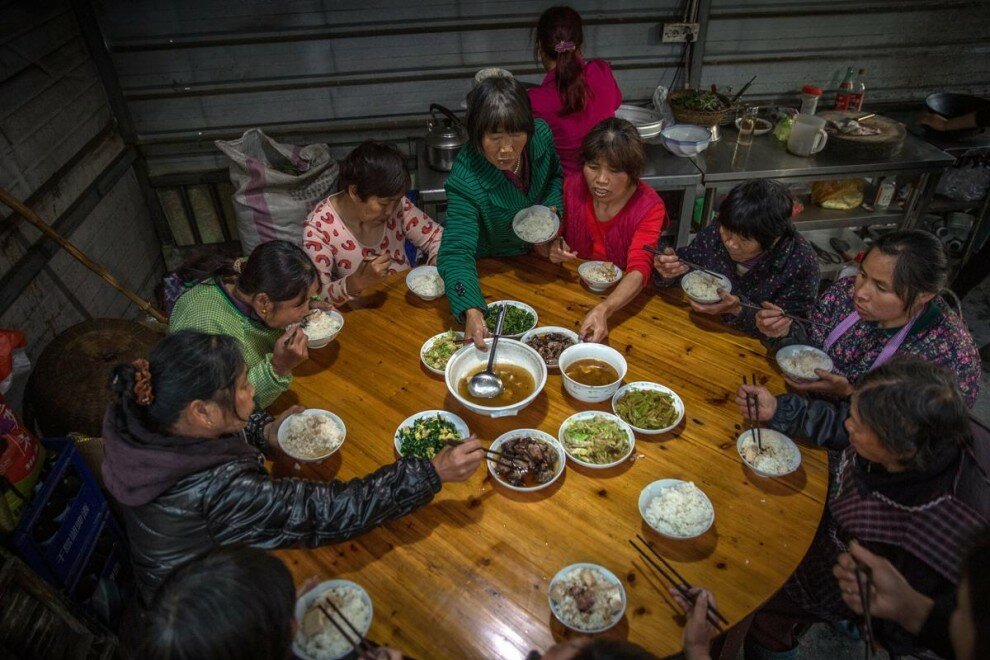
(322, 600, 379, 655)
(854, 565, 875, 659)
(741, 376, 760, 451)
(443, 440, 515, 469)
(642, 245, 726, 280)
(629, 539, 725, 631)
(737, 301, 829, 328)
(634, 535, 728, 625)
(317, 603, 369, 655)
(751, 373, 763, 452)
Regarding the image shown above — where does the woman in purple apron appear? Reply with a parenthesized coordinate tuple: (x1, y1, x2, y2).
(757, 230, 981, 407)
(734, 357, 989, 658)
(653, 179, 820, 336)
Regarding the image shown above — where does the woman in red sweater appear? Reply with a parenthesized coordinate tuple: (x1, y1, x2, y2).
(541, 117, 667, 341)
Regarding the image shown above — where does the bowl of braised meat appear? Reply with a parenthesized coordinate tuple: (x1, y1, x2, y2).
(487, 429, 565, 492)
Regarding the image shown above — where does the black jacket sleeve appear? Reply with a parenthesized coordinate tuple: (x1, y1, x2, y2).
(770, 394, 851, 451)
(202, 457, 442, 548)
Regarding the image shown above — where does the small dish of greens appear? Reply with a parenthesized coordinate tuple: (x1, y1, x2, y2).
(557, 411, 635, 469)
(485, 301, 538, 338)
(394, 411, 469, 459)
(611, 382, 685, 435)
(420, 330, 464, 375)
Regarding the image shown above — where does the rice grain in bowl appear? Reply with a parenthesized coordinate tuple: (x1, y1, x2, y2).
(406, 265, 445, 301)
(548, 563, 626, 633)
(737, 428, 802, 477)
(775, 345, 834, 382)
(301, 310, 344, 349)
(512, 205, 560, 244)
(639, 479, 714, 539)
(278, 410, 346, 462)
(680, 270, 732, 304)
(294, 579, 372, 660)
(578, 261, 623, 292)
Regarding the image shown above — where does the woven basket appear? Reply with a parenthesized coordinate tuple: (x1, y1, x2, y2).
(669, 89, 734, 126)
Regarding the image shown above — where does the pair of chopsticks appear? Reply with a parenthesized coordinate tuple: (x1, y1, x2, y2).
(853, 562, 875, 659)
(444, 439, 520, 472)
(317, 599, 379, 657)
(642, 245, 725, 280)
(736, 301, 829, 328)
(741, 374, 763, 451)
(629, 536, 726, 632)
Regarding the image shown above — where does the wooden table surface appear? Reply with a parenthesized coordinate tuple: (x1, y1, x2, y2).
(272, 255, 828, 659)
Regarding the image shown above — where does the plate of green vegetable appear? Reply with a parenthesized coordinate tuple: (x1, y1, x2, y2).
(394, 410, 469, 459)
(420, 330, 464, 375)
(557, 411, 635, 469)
(486, 301, 538, 338)
(611, 382, 685, 435)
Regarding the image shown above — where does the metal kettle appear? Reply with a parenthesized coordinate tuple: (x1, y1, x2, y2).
(425, 103, 467, 172)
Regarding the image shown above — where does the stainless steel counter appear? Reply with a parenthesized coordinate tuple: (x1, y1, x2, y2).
(692, 128, 955, 183)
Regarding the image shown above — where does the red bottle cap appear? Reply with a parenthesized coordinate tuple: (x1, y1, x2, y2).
(802, 85, 823, 96)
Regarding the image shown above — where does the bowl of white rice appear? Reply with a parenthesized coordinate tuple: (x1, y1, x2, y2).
(680, 270, 732, 304)
(775, 345, 834, 382)
(638, 479, 714, 539)
(301, 310, 344, 349)
(277, 409, 346, 462)
(548, 563, 626, 633)
(737, 428, 802, 478)
(578, 261, 623, 292)
(406, 265, 445, 301)
(293, 580, 373, 660)
(512, 205, 560, 244)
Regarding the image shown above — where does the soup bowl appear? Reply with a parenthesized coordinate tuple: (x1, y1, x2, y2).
(445, 338, 547, 418)
(557, 343, 627, 403)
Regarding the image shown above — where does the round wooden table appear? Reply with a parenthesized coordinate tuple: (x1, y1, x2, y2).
(273, 255, 827, 659)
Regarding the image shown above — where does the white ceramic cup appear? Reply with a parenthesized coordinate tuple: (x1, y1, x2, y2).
(787, 113, 828, 156)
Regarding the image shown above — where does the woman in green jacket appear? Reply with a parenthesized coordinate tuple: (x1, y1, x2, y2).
(438, 76, 564, 348)
(169, 240, 319, 408)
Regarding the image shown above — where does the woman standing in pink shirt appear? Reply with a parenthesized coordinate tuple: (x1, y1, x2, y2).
(528, 6, 623, 176)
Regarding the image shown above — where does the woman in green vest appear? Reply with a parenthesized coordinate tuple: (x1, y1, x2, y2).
(437, 76, 564, 348)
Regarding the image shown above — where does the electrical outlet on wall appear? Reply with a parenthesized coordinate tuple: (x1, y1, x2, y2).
(662, 22, 699, 43)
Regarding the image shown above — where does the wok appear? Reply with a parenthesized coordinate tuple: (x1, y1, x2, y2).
(924, 93, 990, 136)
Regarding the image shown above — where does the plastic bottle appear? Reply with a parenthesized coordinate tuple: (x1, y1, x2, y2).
(834, 67, 856, 110)
(800, 85, 822, 115)
(849, 69, 866, 112)
(874, 177, 895, 211)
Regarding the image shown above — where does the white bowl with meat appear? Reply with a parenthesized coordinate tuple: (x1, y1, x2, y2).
(277, 409, 346, 462)
(736, 428, 802, 478)
(680, 270, 732, 304)
(521, 326, 580, 370)
(293, 579, 373, 660)
(487, 429, 565, 492)
(548, 563, 626, 633)
(578, 261, 623, 292)
(420, 330, 464, 375)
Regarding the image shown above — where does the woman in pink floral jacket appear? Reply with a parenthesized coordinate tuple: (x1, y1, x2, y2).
(303, 141, 443, 306)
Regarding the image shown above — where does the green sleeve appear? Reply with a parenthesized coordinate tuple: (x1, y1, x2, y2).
(438, 184, 487, 321)
(248, 354, 292, 408)
(544, 145, 564, 220)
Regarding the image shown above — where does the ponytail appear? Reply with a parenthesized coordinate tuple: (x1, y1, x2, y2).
(535, 6, 588, 116)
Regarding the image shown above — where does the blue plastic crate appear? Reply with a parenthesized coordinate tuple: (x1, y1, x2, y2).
(12, 438, 110, 591)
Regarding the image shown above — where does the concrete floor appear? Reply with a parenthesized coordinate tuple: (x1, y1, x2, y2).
(785, 277, 990, 659)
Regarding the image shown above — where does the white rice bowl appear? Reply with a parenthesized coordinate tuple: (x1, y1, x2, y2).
(277, 410, 346, 462)
(680, 270, 732, 303)
(293, 580, 372, 660)
(737, 428, 802, 477)
(548, 563, 626, 633)
(638, 479, 714, 539)
(406, 265, 445, 300)
(512, 205, 560, 244)
(301, 310, 344, 348)
(775, 345, 834, 382)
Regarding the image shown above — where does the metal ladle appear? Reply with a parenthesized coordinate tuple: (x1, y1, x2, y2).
(467, 303, 507, 399)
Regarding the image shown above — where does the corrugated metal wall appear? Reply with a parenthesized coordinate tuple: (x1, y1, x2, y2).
(94, 0, 689, 178)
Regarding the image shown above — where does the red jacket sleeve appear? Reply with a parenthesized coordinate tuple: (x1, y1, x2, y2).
(626, 204, 666, 287)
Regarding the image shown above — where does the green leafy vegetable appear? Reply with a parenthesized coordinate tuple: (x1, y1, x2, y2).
(424, 331, 459, 370)
(397, 414, 462, 459)
(672, 90, 727, 112)
(615, 389, 678, 430)
(561, 416, 630, 464)
(486, 304, 535, 335)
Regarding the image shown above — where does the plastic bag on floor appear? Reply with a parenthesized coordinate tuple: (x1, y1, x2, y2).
(216, 129, 339, 254)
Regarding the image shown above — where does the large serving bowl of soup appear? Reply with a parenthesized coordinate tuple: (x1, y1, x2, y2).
(557, 343, 627, 403)
(445, 338, 547, 418)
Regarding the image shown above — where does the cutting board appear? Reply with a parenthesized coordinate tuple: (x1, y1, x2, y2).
(819, 111, 906, 159)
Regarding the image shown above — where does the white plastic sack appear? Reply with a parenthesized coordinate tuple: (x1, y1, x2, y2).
(216, 129, 339, 254)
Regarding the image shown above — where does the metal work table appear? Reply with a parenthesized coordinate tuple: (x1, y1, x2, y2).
(690, 128, 955, 234)
(413, 139, 703, 246)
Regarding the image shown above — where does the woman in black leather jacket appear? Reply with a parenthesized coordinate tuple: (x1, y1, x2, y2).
(734, 357, 989, 658)
(102, 330, 484, 603)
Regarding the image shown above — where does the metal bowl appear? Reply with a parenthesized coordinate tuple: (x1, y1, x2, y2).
(615, 104, 666, 139)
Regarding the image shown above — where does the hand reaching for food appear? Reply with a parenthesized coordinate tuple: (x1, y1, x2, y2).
(671, 586, 717, 660)
(579, 305, 609, 343)
(548, 237, 579, 264)
(431, 436, 484, 482)
(464, 308, 490, 351)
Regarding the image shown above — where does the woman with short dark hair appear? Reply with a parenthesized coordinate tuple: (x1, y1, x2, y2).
(438, 76, 564, 349)
(124, 547, 295, 660)
(735, 357, 989, 657)
(169, 240, 320, 407)
(103, 330, 485, 603)
(540, 118, 667, 342)
(303, 141, 443, 306)
(758, 229, 980, 406)
(654, 179, 820, 336)
(528, 6, 622, 175)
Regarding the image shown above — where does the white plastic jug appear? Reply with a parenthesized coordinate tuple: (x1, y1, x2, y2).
(787, 113, 829, 156)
